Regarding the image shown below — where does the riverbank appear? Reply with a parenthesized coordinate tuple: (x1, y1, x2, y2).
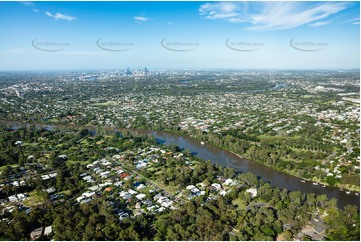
(184, 132, 360, 194)
(1, 118, 359, 193)
(1, 119, 359, 193)
(0, 120, 359, 208)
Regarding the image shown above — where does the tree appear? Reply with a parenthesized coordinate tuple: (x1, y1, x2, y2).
(279, 230, 293, 241)
(305, 193, 316, 209)
(223, 167, 235, 178)
(238, 172, 258, 186)
(289, 191, 302, 206)
(316, 194, 327, 207)
(79, 128, 90, 138)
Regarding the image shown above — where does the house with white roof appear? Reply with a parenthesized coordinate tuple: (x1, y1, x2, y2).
(41, 175, 50, 180)
(211, 183, 222, 191)
(246, 188, 258, 198)
(100, 171, 110, 178)
(128, 189, 138, 195)
(76, 196, 85, 203)
(191, 187, 200, 194)
(135, 183, 146, 190)
(82, 191, 95, 198)
(224, 179, 237, 186)
(8, 195, 18, 203)
(119, 191, 132, 200)
(44, 226, 52, 237)
(83, 175, 93, 182)
(136, 193, 146, 200)
(186, 185, 196, 190)
(155, 207, 166, 213)
(49, 173, 58, 178)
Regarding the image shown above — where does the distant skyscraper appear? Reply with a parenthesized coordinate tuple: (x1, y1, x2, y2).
(125, 68, 132, 75)
(144, 67, 149, 75)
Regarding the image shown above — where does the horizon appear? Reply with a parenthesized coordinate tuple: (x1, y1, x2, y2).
(0, 67, 360, 73)
(0, 66, 360, 73)
(0, 1, 360, 71)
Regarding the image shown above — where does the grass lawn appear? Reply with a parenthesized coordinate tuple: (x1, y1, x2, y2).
(21, 142, 39, 147)
(43, 153, 52, 159)
(80, 139, 89, 145)
(232, 197, 247, 210)
(23, 191, 45, 206)
(66, 160, 89, 166)
(96, 140, 104, 145)
(55, 143, 65, 149)
(257, 134, 301, 141)
(154, 170, 163, 176)
(289, 147, 325, 154)
(153, 179, 177, 194)
(48, 118, 59, 123)
(94, 101, 118, 106)
(140, 186, 156, 194)
(0, 164, 18, 171)
(145, 167, 158, 172)
(58, 190, 72, 196)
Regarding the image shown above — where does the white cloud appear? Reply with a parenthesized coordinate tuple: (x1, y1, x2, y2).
(199, 2, 246, 22)
(21, 1, 34, 7)
(134, 16, 149, 23)
(21, 2, 39, 14)
(45, 11, 77, 21)
(309, 21, 330, 27)
(199, 1, 348, 30)
(344, 17, 360, 23)
(344, 17, 360, 25)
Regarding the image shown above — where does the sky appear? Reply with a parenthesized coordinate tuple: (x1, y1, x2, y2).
(0, 1, 359, 71)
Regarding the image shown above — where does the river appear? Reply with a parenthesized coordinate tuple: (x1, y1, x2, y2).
(130, 130, 359, 209)
(1, 121, 359, 209)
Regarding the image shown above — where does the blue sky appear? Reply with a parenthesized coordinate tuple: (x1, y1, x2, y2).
(0, 1, 359, 71)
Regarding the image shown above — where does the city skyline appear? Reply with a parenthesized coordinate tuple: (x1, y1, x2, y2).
(0, 1, 359, 71)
